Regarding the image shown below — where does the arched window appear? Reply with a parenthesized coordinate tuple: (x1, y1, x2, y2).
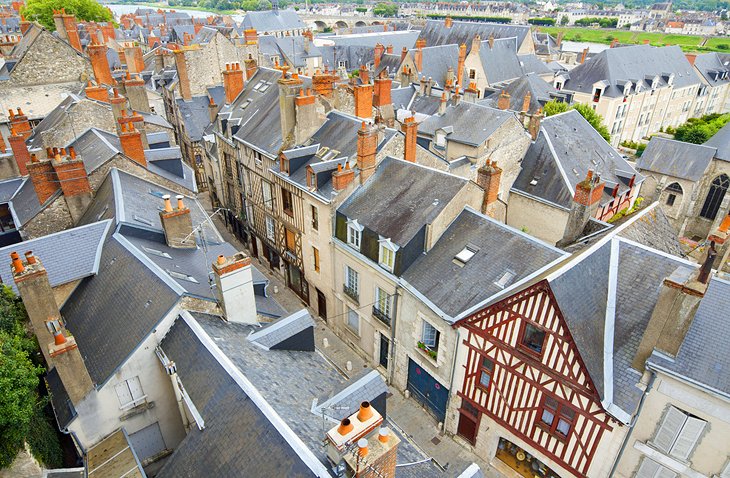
(700, 174, 730, 220)
(664, 182, 683, 207)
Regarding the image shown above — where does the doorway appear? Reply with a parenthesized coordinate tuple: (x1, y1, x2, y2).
(316, 288, 327, 320)
(379, 334, 389, 369)
(407, 358, 448, 422)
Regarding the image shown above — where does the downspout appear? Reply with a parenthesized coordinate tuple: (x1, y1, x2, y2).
(608, 370, 656, 477)
(443, 325, 462, 434)
(387, 284, 401, 385)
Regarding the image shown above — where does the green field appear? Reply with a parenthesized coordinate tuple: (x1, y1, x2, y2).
(540, 26, 730, 53)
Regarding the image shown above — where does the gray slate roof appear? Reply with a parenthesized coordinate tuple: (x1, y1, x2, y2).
(312, 370, 387, 423)
(240, 10, 305, 32)
(518, 53, 553, 76)
(417, 20, 530, 55)
(0, 177, 23, 204)
(176, 95, 213, 142)
(481, 74, 564, 114)
(419, 102, 515, 147)
(512, 110, 641, 209)
(636, 136, 717, 181)
(704, 121, 730, 162)
(648, 277, 730, 398)
(403, 206, 565, 320)
(338, 156, 469, 246)
(477, 37, 523, 85)
(410, 44, 460, 87)
(692, 52, 730, 87)
(0, 220, 111, 293)
(247, 309, 314, 350)
(45, 368, 76, 430)
(563, 45, 699, 97)
(9, 177, 43, 226)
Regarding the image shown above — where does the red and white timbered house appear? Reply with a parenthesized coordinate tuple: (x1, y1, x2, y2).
(451, 234, 694, 478)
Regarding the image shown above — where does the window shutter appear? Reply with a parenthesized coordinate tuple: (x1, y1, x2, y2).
(655, 467, 677, 478)
(115, 381, 133, 407)
(652, 406, 686, 453)
(128, 376, 144, 401)
(635, 458, 661, 478)
(670, 416, 706, 461)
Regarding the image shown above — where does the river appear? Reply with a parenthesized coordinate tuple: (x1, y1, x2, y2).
(105, 3, 246, 22)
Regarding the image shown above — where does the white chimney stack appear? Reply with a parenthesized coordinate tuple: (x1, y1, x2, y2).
(212, 252, 257, 324)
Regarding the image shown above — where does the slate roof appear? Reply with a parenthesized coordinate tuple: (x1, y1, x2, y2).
(417, 20, 531, 55)
(158, 314, 323, 478)
(648, 277, 730, 398)
(45, 368, 76, 430)
(512, 110, 642, 209)
(248, 309, 314, 350)
(477, 38, 523, 85)
(518, 53, 553, 76)
(562, 45, 699, 97)
(8, 177, 43, 226)
(481, 74, 564, 114)
(320, 30, 419, 52)
(176, 95, 212, 142)
(318, 44, 374, 72)
(636, 136, 716, 181)
(0, 177, 23, 204)
(374, 53, 403, 79)
(339, 157, 469, 246)
(311, 370, 388, 423)
(410, 44, 460, 86)
(403, 206, 565, 320)
(692, 52, 730, 86)
(704, 121, 730, 162)
(0, 220, 111, 293)
(240, 10, 305, 33)
(615, 204, 683, 258)
(419, 102, 515, 147)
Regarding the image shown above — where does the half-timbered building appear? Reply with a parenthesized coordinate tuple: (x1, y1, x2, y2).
(451, 227, 695, 478)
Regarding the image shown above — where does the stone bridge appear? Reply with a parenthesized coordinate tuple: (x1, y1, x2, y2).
(298, 14, 389, 31)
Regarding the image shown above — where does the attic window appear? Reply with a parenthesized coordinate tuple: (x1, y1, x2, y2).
(133, 215, 153, 226)
(530, 177, 539, 186)
(494, 270, 516, 289)
(240, 99, 252, 109)
(454, 245, 478, 266)
(259, 82, 272, 92)
(142, 246, 172, 259)
(252, 81, 265, 91)
(166, 270, 199, 283)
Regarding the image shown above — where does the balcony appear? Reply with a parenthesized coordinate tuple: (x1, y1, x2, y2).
(372, 306, 392, 326)
(343, 285, 359, 304)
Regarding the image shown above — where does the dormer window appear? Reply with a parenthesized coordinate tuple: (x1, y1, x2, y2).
(435, 131, 446, 148)
(378, 238, 399, 272)
(346, 219, 363, 251)
(593, 88, 602, 102)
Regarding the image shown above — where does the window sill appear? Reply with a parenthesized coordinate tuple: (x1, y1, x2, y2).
(536, 422, 568, 442)
(119, 401, 155, 421)
(415, 345, 439, 367)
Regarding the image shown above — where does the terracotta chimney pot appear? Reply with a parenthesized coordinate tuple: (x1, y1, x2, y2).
(10, 251, 24, 273)
(357, 401, 373, 422)
(163, 194, 173, 212)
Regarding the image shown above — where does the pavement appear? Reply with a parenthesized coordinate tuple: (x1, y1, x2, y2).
(205, 198, 507, 478)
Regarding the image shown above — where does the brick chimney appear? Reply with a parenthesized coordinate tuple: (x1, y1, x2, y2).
(464, 82, 479, 103)
(357, 122, 378, 184)
(401, 46, 408, 63)
(386, 44, 393, 54)
(374, 43, 385, 69)
(313, 67, 337, 98)
(278, 68, 304, 148)
(359, 64, 370, 85)
(9, 108, 32, 138)
(354, 84, 374, 119)
(20, 15, 30, 35)
(438, 92, 448, 115)
(476, 160, 502, 217)
(101, 23, 115, 42)
(332, 162, 355, 192)
(610, 38, 618, 48)
(66, 24, 83, 52)
(212, 252, 257, 324)
(580, 47, 589, 64)
(402, 116, 417, 163)
(244, 55, 258, 79)
(159, 194, 196, 249)
(173, 49, 192, 101)
(109, 89, 128, 133)
(208, 96, 218, 123)
(556, 31, 564, 49)
(46, 320, 94, 405)
(294, 88, 320, 146)
(119, 123, 146, 167)
(53, 147, 92, 222)
(8, 128, 30, 176)
(633, 248, 714, 370)
(343, 425, 400, 478)
(244, 28, 258, 45)
(497, 90, 511, 110)
(457, 43, 467, 88)
(11, 251, 59, 365)
(53, 9, 67, 39)
(87, 40, 114, 85)
(445, 16, 453, 28)
(414, 43, 423, 72)
(559, 170, 604, 246)
(124, 44, 145, 75)
(471, 34, 482, 55)
(223, 62, 245, 104)
(528, 109, 543, 141)
(85, 81, 109, 103)
(374, 72, 394, 127)
(124, 74, 150, 113)
(521, 91, 532, 113)
(28, 153, 60, 205)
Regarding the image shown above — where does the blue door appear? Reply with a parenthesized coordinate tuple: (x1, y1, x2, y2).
(407, 358, 449, 423)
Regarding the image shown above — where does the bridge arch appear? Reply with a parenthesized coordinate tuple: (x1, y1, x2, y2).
(355, 20, 367, 27)
(334, 20, 348, 29)
(313, 20, 327, 31)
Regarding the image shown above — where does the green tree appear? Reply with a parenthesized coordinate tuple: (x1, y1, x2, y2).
(560, 15, 569, 25)
(0, 331, 43, 468)
(21, 0, 113, 31)
(543, 100, 611, 143)
(543, 99, 570, 116)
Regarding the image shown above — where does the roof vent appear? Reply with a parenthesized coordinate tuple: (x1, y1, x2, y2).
(454, 245, 478, 266)
(494, 270, 516, 289)
(530, 177, 539, 186)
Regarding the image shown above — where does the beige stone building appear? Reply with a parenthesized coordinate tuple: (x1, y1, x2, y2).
(687, 52, 730, 117)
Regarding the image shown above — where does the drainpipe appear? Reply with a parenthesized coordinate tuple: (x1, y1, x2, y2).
(387, 284, 401, 385)
(608, 370, 656, 477)
(443, 325, 462, 434)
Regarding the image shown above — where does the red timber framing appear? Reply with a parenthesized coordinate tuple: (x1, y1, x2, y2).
(456, 279, 614, 477)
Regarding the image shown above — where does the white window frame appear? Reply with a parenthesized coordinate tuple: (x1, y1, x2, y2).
(421, 319, 440, 350)
(374, 286, 392, 318)
(346, 306, 360, 334)
(115, 376, 147, 410)
(346, 219, 363, 251)
(378, 238, 399, 272)
(265, 216, 275, 241)
(262, 181, 273, 210)
(650, 405, 707, 461)
(345, 265, 359, 295)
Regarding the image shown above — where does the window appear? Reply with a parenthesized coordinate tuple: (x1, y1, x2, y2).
(0, 204, 16, 233)
(346, 306, 359, 334)
(538, 396, 575, 439)
(313, 246, 320, 272)
(699, 174, 729, 220)
(262, 181, 273, 210)
(634, 457, 677, 478)
(373, 287, 392, 324)
(311, 205, 319, 231)
(454, 245, 477, 265)
(282, 188, 293, 216)
(285, 228, 296, 253)
(346, 219, 363, 250)
(651, 405, 707, 461)
(115, 376, 146, 410)
(378, 239, 397, 272)
(469, 69, 476, 79)
(666, 194, 676, 206)
(520, 322, 547, 355)
(421, 320, 440, 351)
(593, 88, 602, 102)
(265, 216, 275, 241)
(478, 356, 494, 390)
(344, 266, 359, 301)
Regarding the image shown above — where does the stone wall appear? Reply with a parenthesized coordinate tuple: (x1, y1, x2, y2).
(39, 100, 116, 149)
(185, 34, 242, 97)
(21, 195, 73, 240)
